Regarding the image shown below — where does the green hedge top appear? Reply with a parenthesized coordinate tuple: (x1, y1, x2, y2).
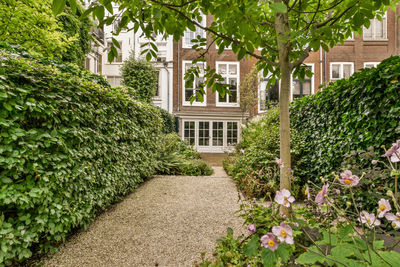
(0, 44, 162, 265)
(290, 56, 400, 181)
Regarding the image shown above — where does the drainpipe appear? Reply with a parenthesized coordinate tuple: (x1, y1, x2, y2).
(177, 39, 181, 111)
(324, 50, 327, 88)
(320, 48, 323, 90)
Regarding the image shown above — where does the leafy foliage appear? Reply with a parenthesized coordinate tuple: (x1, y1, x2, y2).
(291, 56, 400, 183)
(155, 133, 213, 176)
(240, 66, 258, 116)
(121, 56, 159, 103)
(157, 107, 177, 134)
(0, 44, 162, 265)
(223, 107, 307, 199)
(0, 0, 91, 65)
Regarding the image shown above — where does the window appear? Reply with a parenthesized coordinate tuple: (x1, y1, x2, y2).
(292, 65, 313, 99)
(330, 63, 354, 81)
(96, 54, 102, 74)
(216, 62, 240, 107)
(107, 41, 123, 63)
(184, 121, 195, 145)
(259, 77, 279, 112)
(106, 76, 122, 87)
(155, 71, 160, 97)
(85, 57, 91, 70)
(212, 122, 224, 146)
(364, 62, 380, 68)
(198, 121, 210, 146)
(182, 61, 206, 106)
(363, 14, 387, 40)
(227, 122, 238, 145)
(183, 15, 206, 48)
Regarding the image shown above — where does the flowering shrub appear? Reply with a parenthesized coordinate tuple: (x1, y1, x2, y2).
(223, 107, 307, 199)
(200, 141, 400, 266)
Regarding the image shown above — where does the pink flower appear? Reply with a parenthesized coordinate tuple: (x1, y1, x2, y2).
(272, 223, 294, 244)
(248, 224, 256, 234)
(371, 160, 378, 165)
(339, 170, 360, 186)
(261, 233, 279, 251)
(382, 140, 400, 160)
(315, 184, 329, 205)
(377, 199, 391, 218)
(275, 158, 284, 168)
(385, 212, 400, 229)
(359, 211, 381, 228)
(305, 185, 310, 200)
(274, 189, 295, 207)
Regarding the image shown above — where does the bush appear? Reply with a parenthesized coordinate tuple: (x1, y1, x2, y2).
(223, 107, 307, 199)
(121, 56, 158, 103)
(155, 133, 213, 176)
(158, 107, 176, 134)
(0, 44, 162, 265)
(291, 56, 400, 183)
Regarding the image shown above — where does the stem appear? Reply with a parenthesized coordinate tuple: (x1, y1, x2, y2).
(395, 175, 398, 202)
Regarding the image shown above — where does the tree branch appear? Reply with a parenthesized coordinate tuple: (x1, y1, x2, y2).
(291, 46, 311, 69)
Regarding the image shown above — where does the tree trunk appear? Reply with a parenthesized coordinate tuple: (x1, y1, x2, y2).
(275, 3, 292, 216)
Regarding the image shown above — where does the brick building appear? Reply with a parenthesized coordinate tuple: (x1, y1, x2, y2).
(174, 8, 400, 153)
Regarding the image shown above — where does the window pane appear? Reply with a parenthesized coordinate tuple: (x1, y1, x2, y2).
(375, 19, 383, 39)
(185, 89, 193, 101)
(219, 64, 227, 75)
(343, 64, 352, 78)
(229, 64, 237, 75)
(199, 121, 209, 146)
(227, 122, 238, 144)
(363, 26, 373, 39)
(212, 122, 223, 146)
(303, 80, 311, 96)
(229, 78, 237, 103)
(331, 64, 340, 79)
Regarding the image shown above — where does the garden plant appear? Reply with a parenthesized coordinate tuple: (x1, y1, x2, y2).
(200, 140, 400, 266)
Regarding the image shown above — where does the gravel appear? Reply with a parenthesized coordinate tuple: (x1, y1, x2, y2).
(41, 167, 246, 267)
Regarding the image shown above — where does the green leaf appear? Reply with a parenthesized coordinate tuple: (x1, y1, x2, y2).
(261, 248, 277, 267)
(1, 177, 12, 184)
(69, 0, 77, 14)
(296, 247, 325, 265)
(3, 102, 12, 111)
(52, 0, 66, 15)
(112, 38, 121, 49)
(270, 2, 287, 13)
(244, 235, 259, 258)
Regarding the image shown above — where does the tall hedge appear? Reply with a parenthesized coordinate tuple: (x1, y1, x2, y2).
(291, 56, 400, 181)
(0, 44, 162, 265)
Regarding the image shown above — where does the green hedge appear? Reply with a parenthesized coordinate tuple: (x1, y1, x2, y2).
(223, 107, 307, 199)
(291, 56, 400, 182)
(158, 107, 177, 134)
(0, 44, 162, 265)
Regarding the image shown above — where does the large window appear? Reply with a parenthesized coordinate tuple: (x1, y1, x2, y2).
(363, 14, 387, 40)
(107, 41, 123, 63)
(184, 121, 195, 145)
(227, 122, 238, 145)
(216, 62, 240, 107)
(212, 122, 224, 146)
(292, 65, 313, 99)
(106, 76, 122, 87)
(182, 61, 206, 106)
(364, 62, 380, 68)
(198, 121, 210, 146)
(183, 15, 206, 48)
(330, 63, 354, 81)
(259, 77, 279, 112)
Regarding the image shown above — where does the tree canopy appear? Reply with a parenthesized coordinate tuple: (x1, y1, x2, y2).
(0, 0, 92, 65)
(53, 0, 396, 214)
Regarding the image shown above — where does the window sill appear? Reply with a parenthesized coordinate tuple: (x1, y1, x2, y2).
(216, 103, 240, 108)
(182, 102, 207, 107)
(362, 38, 388, 42)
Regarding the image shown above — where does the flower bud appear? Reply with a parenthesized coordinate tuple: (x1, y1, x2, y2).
(321, 178, 326, 183)
(346, 201, 351, 206)
(372, 160, 378, 165)
(348, 233, 353, 237)
(362, 172, 366, 176)
(387, 190, 394, 197)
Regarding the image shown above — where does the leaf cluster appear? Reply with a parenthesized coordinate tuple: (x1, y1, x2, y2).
(0, 44, 162, 265)
(290, 56, 400, 183)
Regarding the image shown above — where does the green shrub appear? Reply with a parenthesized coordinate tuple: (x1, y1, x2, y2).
(291, 56, 400, 183)
(223, 107, 307, 199)
(121, 56, 158, 103)
(157, 107, 176, 134)
(155, 133, 213, 176)
(0, 44, 162, 265)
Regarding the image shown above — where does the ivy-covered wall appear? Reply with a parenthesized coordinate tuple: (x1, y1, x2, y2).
(291, 56, 400, 182)
(0, 44, 162, 265)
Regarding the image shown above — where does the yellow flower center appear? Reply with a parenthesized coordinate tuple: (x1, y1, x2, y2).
(280, 230, 287, 238)
(268, 240, 275, 247)
(305, 190, 308, 195)
(319, 190, 323, 194)
(367, 218, 372, 224)
(379, 204, 386, 211)
(344, 179, 352, 184)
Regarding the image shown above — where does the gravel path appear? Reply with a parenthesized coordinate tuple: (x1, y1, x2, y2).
(41, 167, 246, 267)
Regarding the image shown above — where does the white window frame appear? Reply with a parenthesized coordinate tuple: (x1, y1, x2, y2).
(330, 62, 354, 82)
(363, 13, 387, 41)
(181, 120, 240, 152)
(183, 14, 207, 49)
(106, 76, 122, 87)
(182, 60, 207, 107)
(216, 61, 240, 107)
(290, 63, 314, 101)
(364, 62, 380, 68)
